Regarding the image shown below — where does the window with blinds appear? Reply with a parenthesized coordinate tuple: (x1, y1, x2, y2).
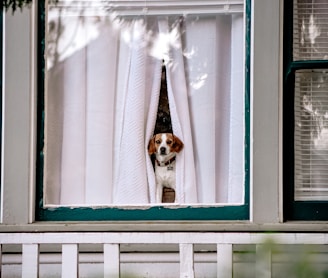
(284, 0, 328, 219)
(294, 70, 328, 201)
(293, 0, 328, 201)
(293, 0, 328, 61)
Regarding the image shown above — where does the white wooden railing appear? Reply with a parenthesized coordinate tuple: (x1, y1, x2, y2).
(0, 232, 327, 277)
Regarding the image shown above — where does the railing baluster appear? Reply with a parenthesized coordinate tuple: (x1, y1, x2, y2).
(0, 244, 2, 276)
(62, 244, 79, 278)
(104, 243, 120, 278)
(22, 244, 39, 278)
(179, 243, 195, 278)
(255, 244, 272, 278)
(217, 244, 233, 278)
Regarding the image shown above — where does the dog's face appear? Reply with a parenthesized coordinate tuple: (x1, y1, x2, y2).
(148, 133, 184, 157)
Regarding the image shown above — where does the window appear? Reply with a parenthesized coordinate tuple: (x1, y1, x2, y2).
(36, 0, 250, 221)
(284, 0, 328, 220)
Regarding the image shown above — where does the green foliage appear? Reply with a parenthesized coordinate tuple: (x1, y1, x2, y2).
(259, 237, 328, 278)
(2, 0, 32, 12)
(2, 0, 58, 12)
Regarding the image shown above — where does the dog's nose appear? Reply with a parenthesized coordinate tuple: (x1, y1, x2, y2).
(160, 147, 166, 155)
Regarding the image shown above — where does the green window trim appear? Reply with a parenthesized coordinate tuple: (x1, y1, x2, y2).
(35, 0, 251, 221)
(283, 0, 328, 221)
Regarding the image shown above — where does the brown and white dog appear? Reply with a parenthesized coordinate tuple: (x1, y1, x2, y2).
(148, 133, 184, 203)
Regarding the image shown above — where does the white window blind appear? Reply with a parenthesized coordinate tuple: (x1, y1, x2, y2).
(48, 0, 244, 16)
(294, 70, 328, 201)
(293, 0, 328, 61)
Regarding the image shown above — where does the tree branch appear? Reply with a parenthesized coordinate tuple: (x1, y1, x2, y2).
(2, 0, 33, 12)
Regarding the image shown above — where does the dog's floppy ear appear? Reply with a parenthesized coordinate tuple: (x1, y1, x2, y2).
(148, 136, 156, 154)
(172, 135, 184, 153)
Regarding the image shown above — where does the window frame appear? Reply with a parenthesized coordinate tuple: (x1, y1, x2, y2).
(1, 0, 286, 226)
(34, 0, 251, 221)
(283, 0, 328, 221)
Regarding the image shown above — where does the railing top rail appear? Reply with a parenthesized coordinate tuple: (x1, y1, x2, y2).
(0, 232, 327, 245)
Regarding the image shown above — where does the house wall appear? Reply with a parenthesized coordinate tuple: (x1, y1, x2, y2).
(1, 0, 328, 277)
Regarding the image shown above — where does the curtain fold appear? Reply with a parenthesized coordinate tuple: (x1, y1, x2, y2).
(59, 24, 120, 205)
(84, 27, 118, 204)
(184, 17, 219, 203)
(184, 15, 244, 204)
(59, 45, 87, 205)
(113, 20, 162, 204)
(159, 19, 198, 203)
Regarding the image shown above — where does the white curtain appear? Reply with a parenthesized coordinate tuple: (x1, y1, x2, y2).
(112, 20, 162, 204)
(183, 15, 244, 204)
(45, 21, 119, 205)
(44, 14, 244, 205)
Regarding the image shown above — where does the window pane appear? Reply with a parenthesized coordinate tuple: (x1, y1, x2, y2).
(44, 0, 245, 206)
(294, 69, 328, 201)
(293, 0, 328, 61)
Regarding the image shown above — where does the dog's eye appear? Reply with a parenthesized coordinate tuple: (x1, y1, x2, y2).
(155, 140, 161, 144)
(167, 140, 172, 145)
